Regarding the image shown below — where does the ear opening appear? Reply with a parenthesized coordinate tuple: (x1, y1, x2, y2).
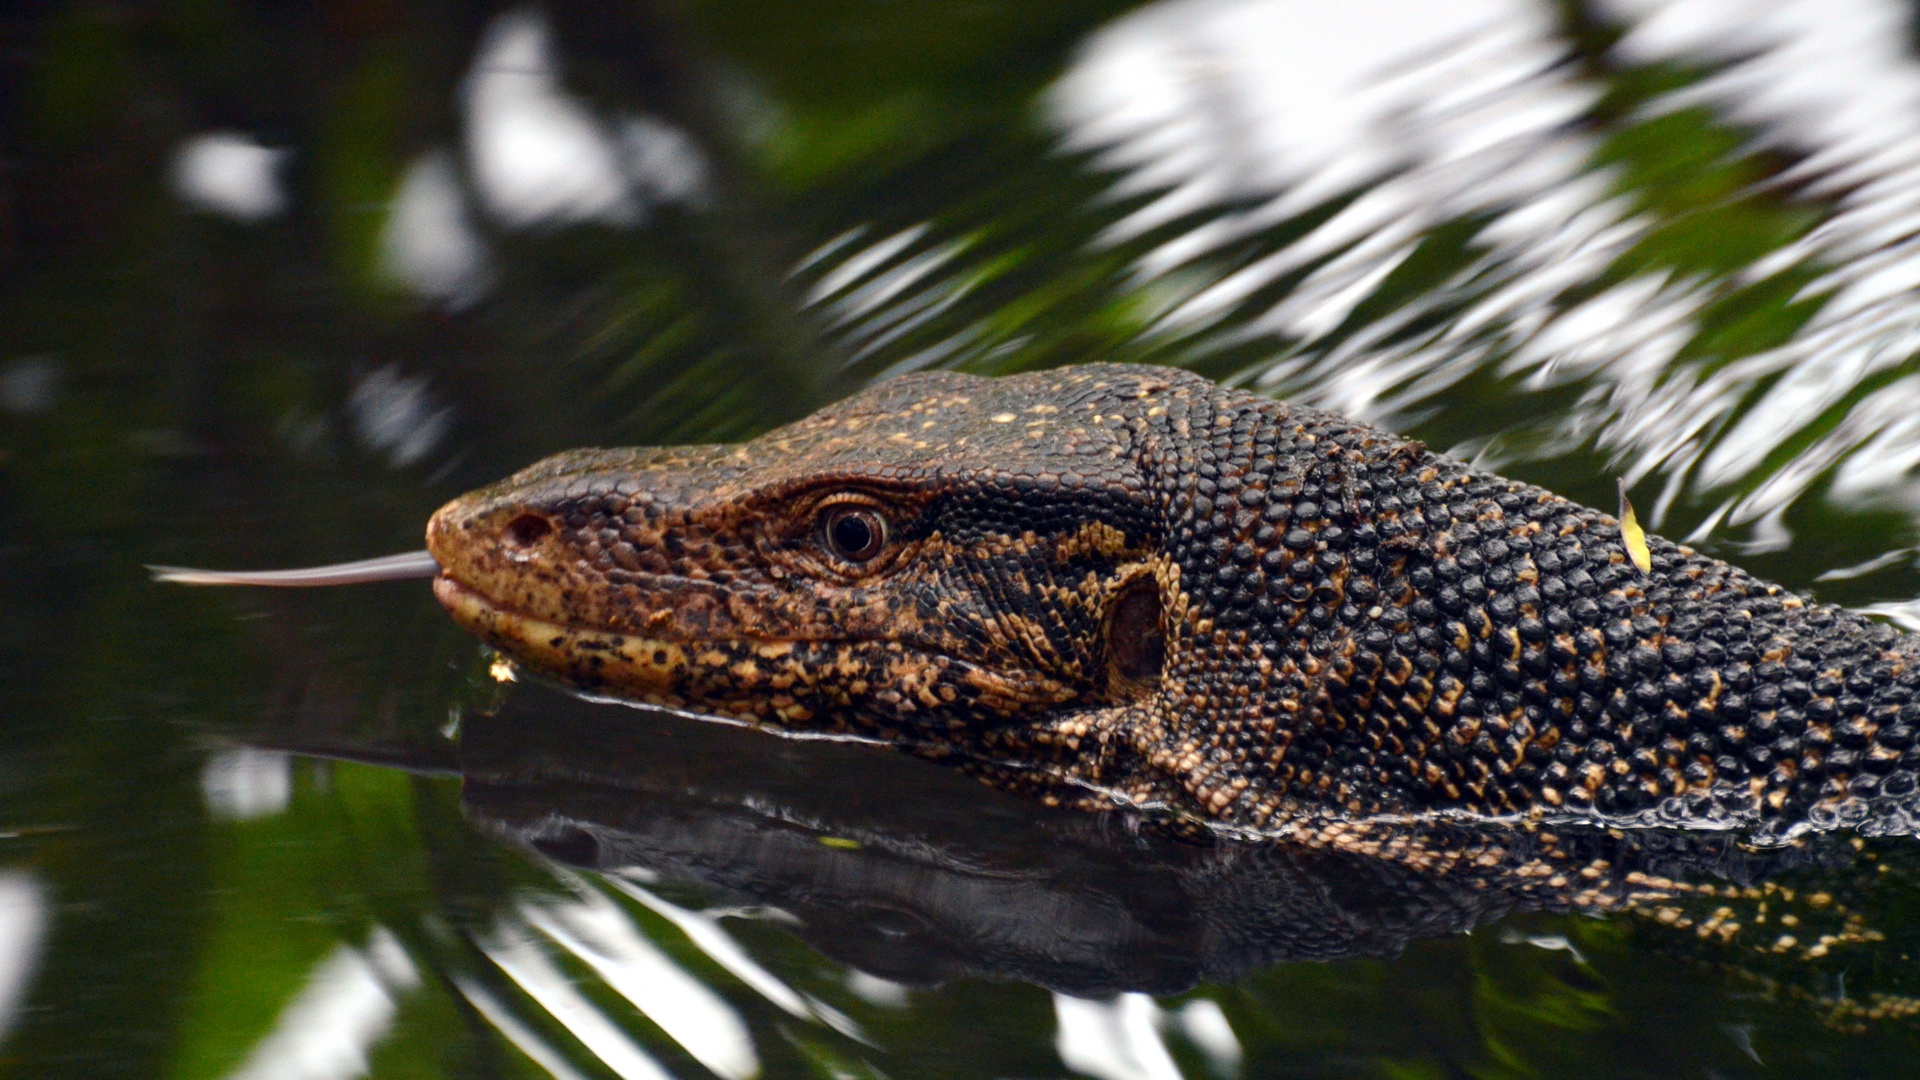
(1105, 575, 1165, 694)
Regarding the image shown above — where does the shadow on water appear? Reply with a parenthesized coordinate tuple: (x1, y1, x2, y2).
(237, 678, 1920, 1078)
(447, 685, 1912, 996)
(14, 0, 1920, 1076)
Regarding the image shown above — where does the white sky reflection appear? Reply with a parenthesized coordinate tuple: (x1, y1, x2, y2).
(1054, 993, 1185, 1080)
(1052, 0, 1621, 423)
(200, 747, 292, 821)
(453, 974, 596, 1080)
(483, 922, 676, 1080)
(462, 9, 712, 230)
(607, 875, 823, 1024)
(381, 151, 493, 309)
(221, 929, 419, 1080)
(465, 10, 638, 227)
(0, 873, 46, 1048)
(522, 892, 760, 1080)
(173, 131, 289, 222)
(1176, 998, 1243, 1073)
(346, 366, 452, 468)
(1043, 0, 1920, 546)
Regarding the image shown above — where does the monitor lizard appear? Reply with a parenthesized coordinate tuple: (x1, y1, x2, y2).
(424, 363, 1920, 841)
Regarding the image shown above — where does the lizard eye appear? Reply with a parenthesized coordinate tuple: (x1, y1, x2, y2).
(821, 505, 888, 562)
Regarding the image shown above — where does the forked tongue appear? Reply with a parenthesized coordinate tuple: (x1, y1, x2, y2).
(149, 550, 440, 587)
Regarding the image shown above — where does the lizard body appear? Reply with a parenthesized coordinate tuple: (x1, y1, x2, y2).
(428, 364, 1920, 838)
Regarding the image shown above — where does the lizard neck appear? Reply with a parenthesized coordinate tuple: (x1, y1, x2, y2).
(1124, 384, 1920, 833)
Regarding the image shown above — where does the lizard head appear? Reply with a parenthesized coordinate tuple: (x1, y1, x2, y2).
(427, 367, 1191, 776)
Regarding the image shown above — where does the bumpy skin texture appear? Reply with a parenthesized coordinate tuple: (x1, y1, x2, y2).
(428, 364, 1920, 838)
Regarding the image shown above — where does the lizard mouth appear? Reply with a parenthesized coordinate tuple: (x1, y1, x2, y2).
(433, 572, 708, 656)
(432, 573, 542, 639)
(433, 574, 803, 718)
(433, 572, 1076, 727)
(431, 571, 793, 650)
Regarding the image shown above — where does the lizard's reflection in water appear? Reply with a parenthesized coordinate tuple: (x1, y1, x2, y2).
(428, 682, 1920, 1015)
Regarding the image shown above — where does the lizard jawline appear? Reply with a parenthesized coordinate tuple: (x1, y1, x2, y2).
(431, 575, 1069, 723)
(433, 574, 802, 715)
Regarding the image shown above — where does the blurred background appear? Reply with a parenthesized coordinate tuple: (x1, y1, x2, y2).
(11, 0, 1920, 1076)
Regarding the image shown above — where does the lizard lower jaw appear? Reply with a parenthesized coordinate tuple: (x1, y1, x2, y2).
(432, 574, 822, 722)
(433, 574, 680, 701)
(434, 574, 1077, 726)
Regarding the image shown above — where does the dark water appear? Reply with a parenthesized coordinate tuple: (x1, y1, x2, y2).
(13, 1, 1920, 1076)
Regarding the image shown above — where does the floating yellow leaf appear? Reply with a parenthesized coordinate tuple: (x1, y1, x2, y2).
(1617, 478, 1652, 574)
(488, 655, 519, 683)
(817, 836, 861, 850)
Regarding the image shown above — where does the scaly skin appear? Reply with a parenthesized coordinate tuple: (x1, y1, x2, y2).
(427, 364, 1920, 838)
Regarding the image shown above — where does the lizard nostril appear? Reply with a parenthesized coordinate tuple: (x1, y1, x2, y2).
(505, 513, 553, 548)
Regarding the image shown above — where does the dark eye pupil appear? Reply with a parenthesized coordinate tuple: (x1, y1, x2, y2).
(832, 515, 871, 552)
(826, 509, 884, 560)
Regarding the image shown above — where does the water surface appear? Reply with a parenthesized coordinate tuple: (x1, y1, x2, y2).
(11, 0, 1920, 1076)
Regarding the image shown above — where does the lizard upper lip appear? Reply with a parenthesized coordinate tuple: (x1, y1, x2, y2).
(431, 572, 788, 646)
(431, 573, 636, 653)
(431, 572, 504, 619)
(430, 572, 557, 631)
